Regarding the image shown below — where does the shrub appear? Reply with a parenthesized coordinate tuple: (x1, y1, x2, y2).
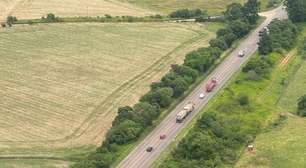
(238, 94, 250, 106)
(298, 95, 306, 117)
(169, 9, 206, 19)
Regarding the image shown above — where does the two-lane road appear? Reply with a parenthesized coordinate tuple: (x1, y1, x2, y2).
(117, 6, 287, 168)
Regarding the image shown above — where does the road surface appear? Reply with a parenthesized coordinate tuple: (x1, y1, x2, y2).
(117, 6, 287, 168)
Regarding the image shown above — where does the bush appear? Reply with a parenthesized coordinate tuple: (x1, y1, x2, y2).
(242, 56, 273, 78)
(299, 38, 306, 59)
(238, 94, 250, 106)
(106, 119, 143, 145)
(298, 95, 306, 117)
(169, 9, 206, 19)
(209, 37, 229, 51)
(6, 16, 17, 26)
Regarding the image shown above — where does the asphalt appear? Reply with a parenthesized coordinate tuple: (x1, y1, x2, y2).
(117, 6, 287, 168)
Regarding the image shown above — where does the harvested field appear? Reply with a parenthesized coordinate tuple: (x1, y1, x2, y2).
(0, 0, 154, 21)
(0, 22, 221, 152)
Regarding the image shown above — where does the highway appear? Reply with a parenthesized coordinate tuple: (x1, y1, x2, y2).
(117, 6, 287, 168)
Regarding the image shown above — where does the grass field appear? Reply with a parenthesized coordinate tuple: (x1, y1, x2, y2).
(119, 0, 245, 14)
(235, 26, 306, 168)
(119, 0, 275, 14)
(0, 22, 222, 159)
(0, 159, 70, 168)
(0, 0, 154, 21)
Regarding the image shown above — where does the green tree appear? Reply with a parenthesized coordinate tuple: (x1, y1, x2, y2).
(224, 3, 244, 21)
(243, 0, 260, 24)
(106, 119, 142, 144)
(45, 13, 58, 22)
(285, 0, 306, 23)
(112, 106, 139, 126)
(140, 87, 173, 108)
(6, 16, 17, 27)
(134, 102, 160, 126)
(172, 77, 189, 97)
(258, 33, 273, 55)
(229, 20, 251, 38)
(209, 37, 229, 51)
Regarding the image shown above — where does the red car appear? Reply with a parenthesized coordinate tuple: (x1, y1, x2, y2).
(206, 78, 218, 92)
(160, 134, 167, 140)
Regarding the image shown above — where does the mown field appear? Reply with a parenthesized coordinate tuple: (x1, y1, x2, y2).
(0, 22, 222, 157)
(0, 0, 154, 21)
(0, 159, 70, 168)
(235, 26, 306, 168)
(119, 0, 245, 14)
(119, 0, 275, 14)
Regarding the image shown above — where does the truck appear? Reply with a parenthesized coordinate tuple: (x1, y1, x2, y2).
(176, 102, 195, 123)
(206, 78, 218, 92)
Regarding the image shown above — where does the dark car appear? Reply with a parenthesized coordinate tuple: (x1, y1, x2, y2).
(160, 134, 167, 140)
(146, 147, 153, 152)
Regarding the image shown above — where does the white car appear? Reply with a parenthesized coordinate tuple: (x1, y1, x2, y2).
(238, 50, 245, 57)
(199, 93, 205, 99)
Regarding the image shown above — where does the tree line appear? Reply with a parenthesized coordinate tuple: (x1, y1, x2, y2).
(71, 1, 260, 167)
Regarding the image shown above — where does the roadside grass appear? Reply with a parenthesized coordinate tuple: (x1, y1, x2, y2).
(235, 114, 306, 168)
(235, 25, 306, 168)
(0, 22, 222, 166)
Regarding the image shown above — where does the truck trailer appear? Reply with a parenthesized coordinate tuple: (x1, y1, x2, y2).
(176, 102, 195, 123)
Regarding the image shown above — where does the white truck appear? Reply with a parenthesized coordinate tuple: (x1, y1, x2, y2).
(176, 102, 195, 123)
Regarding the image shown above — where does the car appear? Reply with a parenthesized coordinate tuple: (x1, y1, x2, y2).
(238, 50, 245, 57)
(206, 78, 218, 92)
(160, 134, 167, 139)
(199, 93, 205, 99)
(146, 146, 153, 152)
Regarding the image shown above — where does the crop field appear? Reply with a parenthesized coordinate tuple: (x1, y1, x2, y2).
(0, 0, 154, 21)
(0, 22, 221, 155)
